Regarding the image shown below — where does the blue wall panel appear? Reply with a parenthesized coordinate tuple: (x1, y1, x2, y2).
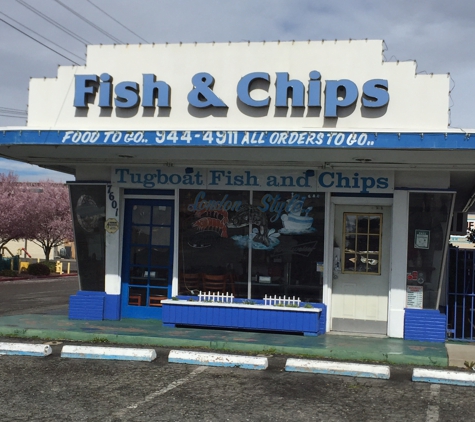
(162, 303, 322, 335)
(104, 294, 121, 320)
(69, 292, 105, 320)
(404, 308, 446, 342)
(69, 291, 122, 321)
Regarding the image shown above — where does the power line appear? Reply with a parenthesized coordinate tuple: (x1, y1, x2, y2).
(16, 0, 90, 45)
(0, 11, 84, 62)
(53, 0, 123, 44)
(0, 17, 80, 65)
(86, 0, 148, 43)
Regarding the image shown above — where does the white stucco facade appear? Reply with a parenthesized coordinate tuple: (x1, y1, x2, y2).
(1, 40, 470, 341)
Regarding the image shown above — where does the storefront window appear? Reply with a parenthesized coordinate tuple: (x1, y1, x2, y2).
(178, 190, 250, 297)
(406, 192, 454, 309)
(250, 192, 324, 302)
(178, 189, 324, 302)
(69, 184, 106, 291)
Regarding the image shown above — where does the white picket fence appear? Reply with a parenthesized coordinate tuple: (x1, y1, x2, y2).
(197, 292, 301, 307)
(263, 295, 301, 307)
(198, 291, 234, 303)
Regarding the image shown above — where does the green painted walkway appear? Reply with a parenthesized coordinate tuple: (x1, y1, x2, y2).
(0, 312, 448, 366)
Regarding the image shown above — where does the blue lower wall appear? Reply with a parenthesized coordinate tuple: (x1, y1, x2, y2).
(69, 291, 120, 321)
(164, 300, 326, 335)
(104, 294, 121, 320)
(404, 308, 446, 342)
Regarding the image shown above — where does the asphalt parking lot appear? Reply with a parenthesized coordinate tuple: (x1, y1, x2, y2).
(1, 276, 475, 421)
(1, 344, 475, 422)
(0, 275, 78, 316)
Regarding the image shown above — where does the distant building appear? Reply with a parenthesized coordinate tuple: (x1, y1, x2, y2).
(2, 240, 75, 260)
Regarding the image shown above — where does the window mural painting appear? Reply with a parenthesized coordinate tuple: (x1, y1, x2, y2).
(179, 189, 324, 302)
(69, 184, 106, 291)
(229, 203, 277, 249)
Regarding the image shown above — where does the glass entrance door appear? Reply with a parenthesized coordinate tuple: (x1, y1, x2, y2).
(121, 198, 174, 319)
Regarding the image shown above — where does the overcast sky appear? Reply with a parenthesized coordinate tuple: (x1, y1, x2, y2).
(1, 0, 474, 181)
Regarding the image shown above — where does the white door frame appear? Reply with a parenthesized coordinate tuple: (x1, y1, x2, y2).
(323, 195, 394, 334)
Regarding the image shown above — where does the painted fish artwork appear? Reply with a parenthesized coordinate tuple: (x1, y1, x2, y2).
(187, 192, 317, 250)
(192, 209, 229, 238)
(227, 204, 271, 246)
(232, 228, 281, 250)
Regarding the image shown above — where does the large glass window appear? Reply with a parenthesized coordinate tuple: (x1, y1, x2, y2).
(178, 189, 324, 302)
(249, 191, 324, 302)
(178, 190, 249, 297)
(69, 184, 106, 291)
(406, 192, 454, 309)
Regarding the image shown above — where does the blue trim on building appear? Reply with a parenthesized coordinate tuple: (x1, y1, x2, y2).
(124, 189, 174, 195)
(120, 198, 174, 320)
(104, 295, 121, 320)
(1, 130, 475, 150)
(404, 308, 447, 342)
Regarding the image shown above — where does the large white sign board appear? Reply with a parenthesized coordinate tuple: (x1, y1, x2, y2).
(28, 40, 449, 131)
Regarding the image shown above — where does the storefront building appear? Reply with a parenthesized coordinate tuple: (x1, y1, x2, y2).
(1, 40, 473, 340)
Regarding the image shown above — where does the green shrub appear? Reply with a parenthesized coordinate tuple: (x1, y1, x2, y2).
(44, 261, 57, 273)
(0, 269, 18, 277)
(27, 263, 50, 276)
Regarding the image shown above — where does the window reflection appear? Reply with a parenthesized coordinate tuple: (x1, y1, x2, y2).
(343, 213, 382, 274)
(152, 206, 171, 225)
(69, 184, 106, 292)
(178, 190, 324, 302)
(132, 205, 151, 225)
(406, 192, 454, 309)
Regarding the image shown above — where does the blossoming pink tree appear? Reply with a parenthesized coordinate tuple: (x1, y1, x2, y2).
(23, 180, 74, 261)
(0, 172, 29, 249)
(0, 173, 73, 260)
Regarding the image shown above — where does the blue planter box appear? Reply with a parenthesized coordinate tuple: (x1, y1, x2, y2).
(162, 300, 323, 336)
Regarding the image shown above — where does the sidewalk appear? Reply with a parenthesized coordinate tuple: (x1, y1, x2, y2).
(0, 311, 450, 367)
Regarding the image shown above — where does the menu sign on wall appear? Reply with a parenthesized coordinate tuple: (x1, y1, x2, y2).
(406, 286, 423, 309)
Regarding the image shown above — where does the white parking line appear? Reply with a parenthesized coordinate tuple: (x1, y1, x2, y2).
(426, 384, 440, 422)
(112, 365, 208, 418)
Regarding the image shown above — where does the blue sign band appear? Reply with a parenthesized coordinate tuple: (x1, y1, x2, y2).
(0, 130, 472, 149)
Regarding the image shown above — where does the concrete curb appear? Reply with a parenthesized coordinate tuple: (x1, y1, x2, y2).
(0, 325, 448, 366)
(0, 342, 52, 357)
(413, 368, 475, 386)
(169, 350, 268, 370)
(61, 345, 157, 362)
(285, 358, 391, 379)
